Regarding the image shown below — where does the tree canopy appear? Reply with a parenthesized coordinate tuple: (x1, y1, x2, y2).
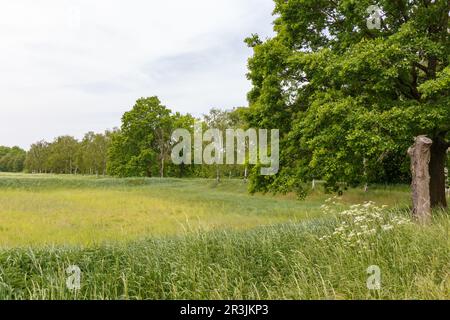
(107, 97, 196, 178)
(25, 131, 112, 175)
(245, 0, 449, 204)
(0, 146, 26, 172)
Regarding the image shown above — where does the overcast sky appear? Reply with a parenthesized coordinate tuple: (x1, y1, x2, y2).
(0, 0, 274, 149)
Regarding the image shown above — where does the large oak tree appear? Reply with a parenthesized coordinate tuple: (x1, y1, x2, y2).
(246, 0, 449, 207)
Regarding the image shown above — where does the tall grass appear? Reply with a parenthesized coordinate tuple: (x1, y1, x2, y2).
(0, 173, 447, 300)
(0, 212, 448, 300)
(2, 174, 400, 247)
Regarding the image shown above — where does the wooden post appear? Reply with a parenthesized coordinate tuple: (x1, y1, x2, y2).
(408, 136, 433, 224)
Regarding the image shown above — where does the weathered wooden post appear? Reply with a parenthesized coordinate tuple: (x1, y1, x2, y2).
(408, 136, 433, 224)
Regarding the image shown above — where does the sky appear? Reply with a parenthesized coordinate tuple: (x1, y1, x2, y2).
(0, 0, 275, 149)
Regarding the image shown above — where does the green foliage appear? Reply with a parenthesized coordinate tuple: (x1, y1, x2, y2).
(246, 0, 450, 194)
(46, 136, 80, 174)
(25, 132, 111, 175)
(78, 131, 113, 175)
(199, 108, 249, 180)
(107, 97, 196, 178)
(0, 146, 26, 172)
(23, 97, 250, 180)
(107, 98, 250, 179)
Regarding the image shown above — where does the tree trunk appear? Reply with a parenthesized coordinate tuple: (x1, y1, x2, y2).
(429, 135, 448, 209)
(408, 136, 433, 224)
(160, 144, 165, 178)
(179, 162, 185, 178)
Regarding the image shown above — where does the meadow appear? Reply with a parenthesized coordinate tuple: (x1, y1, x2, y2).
(0, 173, 448, 299)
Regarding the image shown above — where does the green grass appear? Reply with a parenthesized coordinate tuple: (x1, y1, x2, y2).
(0, 173, 331, 247)
(0, 173, 448, 300)
(0, 173, 410, 247)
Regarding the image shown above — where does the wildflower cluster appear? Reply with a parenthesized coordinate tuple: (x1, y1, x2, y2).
(319, 200, 412, 250)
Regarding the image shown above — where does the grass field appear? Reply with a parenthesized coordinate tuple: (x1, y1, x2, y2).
(0, 173, 448, 299)
(0, 173, 411, 247)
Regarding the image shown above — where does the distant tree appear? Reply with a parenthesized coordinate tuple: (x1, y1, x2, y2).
(201, 108, 249, 180)
(25, 141, 50, 173)
(203, 108, 236, 130)
(46, 136, 80, 174)
(168, 113, 196, 178)
(108, 97, 177, 177)
(79, 131, 112, 175)
(203, 108, 229, 181)
(0, 146, 26, 173)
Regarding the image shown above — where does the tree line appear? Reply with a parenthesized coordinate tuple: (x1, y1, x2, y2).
(107, 96, 248, 179)
(24, 132, 113, 175)
(0, 146, 26, 172)
(2, 96, 249, 180)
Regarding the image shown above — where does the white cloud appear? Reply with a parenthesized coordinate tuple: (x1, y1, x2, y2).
(0, 0, 274, 149)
